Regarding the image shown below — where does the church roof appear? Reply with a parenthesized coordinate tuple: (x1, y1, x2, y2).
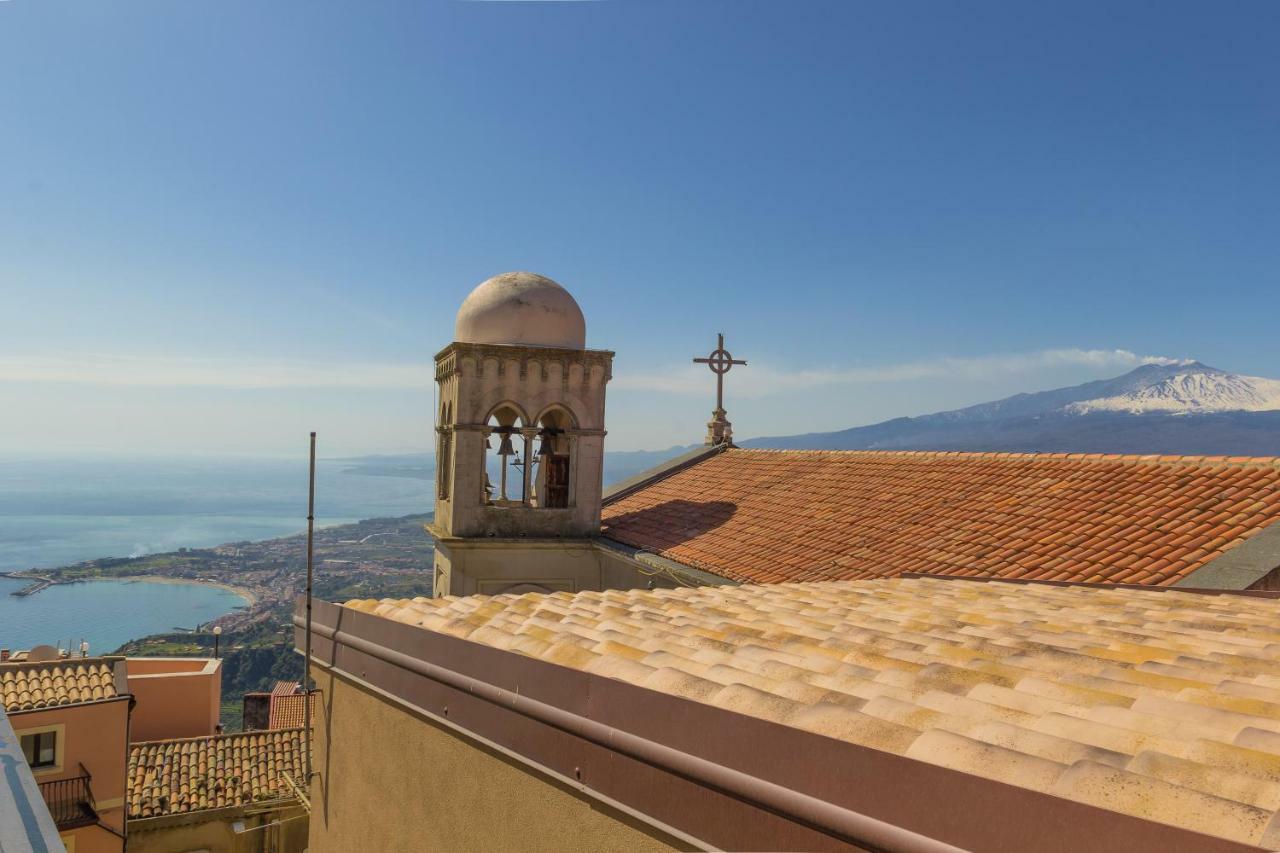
(344, 577, 1280, 849)
(599, 448, 1280, 589)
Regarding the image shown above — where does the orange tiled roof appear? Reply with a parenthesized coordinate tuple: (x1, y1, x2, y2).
(348, 579, 1280, 848)
(1, 658, 121, 712)
(268, 692, 317, 730)
(127, 729, 306, 819)
(601, 449, 1280, 586)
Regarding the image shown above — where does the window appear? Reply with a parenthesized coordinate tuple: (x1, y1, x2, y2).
(21, 731, 57, 769)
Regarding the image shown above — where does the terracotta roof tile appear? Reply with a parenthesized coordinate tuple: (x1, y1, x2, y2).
(268, 692, 318, 730)
(127, 729, 306, 819)
(348, 579, 1280, 847)
(601, 449, 1280, 586)
(0, 658, 121, 712)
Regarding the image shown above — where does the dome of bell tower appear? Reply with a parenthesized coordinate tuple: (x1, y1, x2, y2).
(454, 272, 586, 350)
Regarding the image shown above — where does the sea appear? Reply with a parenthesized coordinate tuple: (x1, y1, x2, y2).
(0, 454, 431, 653)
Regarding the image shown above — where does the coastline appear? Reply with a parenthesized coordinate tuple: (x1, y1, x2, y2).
(90, 575, 259, 608)
(3, 571, 257, 608)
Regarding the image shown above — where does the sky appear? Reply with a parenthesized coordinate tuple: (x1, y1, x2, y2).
(1, 0, 1277, 456)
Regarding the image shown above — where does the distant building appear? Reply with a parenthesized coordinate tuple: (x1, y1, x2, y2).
(1, 652, 227, 852)
(241, 681, 318, 732)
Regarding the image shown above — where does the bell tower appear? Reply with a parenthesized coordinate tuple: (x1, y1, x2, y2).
(430, 272, 614, 596)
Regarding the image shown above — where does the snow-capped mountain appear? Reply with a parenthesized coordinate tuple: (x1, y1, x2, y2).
(1065, 365, 1280, 415)
(745, 362, 1280, 455)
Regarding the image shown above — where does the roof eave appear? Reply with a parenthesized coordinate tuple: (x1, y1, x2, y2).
(1175, 518, 1280, 590)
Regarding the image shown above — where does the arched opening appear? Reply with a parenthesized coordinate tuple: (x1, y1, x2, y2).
(483, 403, 529, 507)
(532, 406, 575, 509)
(436, 401, 452, 500)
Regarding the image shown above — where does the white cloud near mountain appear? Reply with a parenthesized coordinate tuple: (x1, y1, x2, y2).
(0, 348, 1182, 395)
(611, 349, 1186, 397)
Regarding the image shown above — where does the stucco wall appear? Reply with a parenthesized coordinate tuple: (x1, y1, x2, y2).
(63, 824, 125, 853)
(11, 698, 129, 849)
(126, 658, 221, 742)
(434, 538, 692, 597)
(308, 667, 681, 853)
(64, 824, 125, 853)
(126, 809, 307, 853)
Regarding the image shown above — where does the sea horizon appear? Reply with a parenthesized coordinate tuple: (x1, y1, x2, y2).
(0, 453, 433, 573)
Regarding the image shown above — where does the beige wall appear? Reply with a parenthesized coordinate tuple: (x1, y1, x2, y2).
(62, 824, 124, 853)
(12, 698, 129, 850)
(127, 809, 307, 853)
(126, 658, 221, 742)
(309, 666, 682, 853)
(433, 538, 695, 597)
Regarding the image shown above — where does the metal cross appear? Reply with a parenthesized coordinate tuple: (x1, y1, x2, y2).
(694, 333, 747, 412)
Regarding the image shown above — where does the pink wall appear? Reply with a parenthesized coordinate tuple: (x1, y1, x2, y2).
(11, 698, 130, 847)
(126, 658, 221, 743)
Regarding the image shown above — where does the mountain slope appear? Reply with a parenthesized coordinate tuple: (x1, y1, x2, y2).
(744, 362, 1280, 455)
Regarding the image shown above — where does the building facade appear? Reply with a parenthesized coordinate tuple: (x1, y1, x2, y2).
(1, 656, 131, 852)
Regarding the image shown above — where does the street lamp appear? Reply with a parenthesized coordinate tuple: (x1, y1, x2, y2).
(212, 625, 222, 659)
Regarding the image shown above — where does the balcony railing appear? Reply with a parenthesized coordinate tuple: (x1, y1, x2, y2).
(38, 770, 97, 829)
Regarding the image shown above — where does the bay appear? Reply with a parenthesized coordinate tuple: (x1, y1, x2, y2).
(0, 575, 250, 655)
(0, 453, 432, 654)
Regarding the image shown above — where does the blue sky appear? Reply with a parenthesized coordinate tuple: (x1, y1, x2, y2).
(1, 0, 1276, 455)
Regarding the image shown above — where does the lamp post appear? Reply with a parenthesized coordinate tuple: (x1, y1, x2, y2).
(212, 625, 222, 659)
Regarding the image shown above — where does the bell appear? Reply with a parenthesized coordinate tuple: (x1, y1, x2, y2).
(536, 431, 553, 457)
(497, 433, 515, 456)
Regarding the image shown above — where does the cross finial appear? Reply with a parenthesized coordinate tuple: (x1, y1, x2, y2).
(693, 332, 747, 446)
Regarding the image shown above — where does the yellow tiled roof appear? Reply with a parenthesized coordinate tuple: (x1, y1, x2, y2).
(0, 658, 120, 712)
(348, 580, 1280, 848)
(127, 729, 306, 819)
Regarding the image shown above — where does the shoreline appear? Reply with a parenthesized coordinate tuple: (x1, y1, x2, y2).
(2, 572, 258, 608)
(87, 575, 259, 608)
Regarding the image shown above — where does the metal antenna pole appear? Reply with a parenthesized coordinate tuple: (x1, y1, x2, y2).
(304, 431, 316, 780)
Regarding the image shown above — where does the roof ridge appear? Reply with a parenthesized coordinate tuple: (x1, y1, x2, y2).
(130, 727, 305, 748)
(726, 447, 1280, 467)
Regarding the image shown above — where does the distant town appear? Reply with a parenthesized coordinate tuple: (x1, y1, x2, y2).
(5, 514, 435, 729)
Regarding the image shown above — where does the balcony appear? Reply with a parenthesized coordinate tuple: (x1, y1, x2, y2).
(38, 771, 98, 830)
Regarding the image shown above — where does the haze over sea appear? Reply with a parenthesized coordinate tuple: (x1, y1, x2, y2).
(0, 454, 431, 653)
(0, 455, 431, 572)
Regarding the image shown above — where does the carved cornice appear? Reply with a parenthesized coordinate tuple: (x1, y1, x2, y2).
(434, 342, 614, 383)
